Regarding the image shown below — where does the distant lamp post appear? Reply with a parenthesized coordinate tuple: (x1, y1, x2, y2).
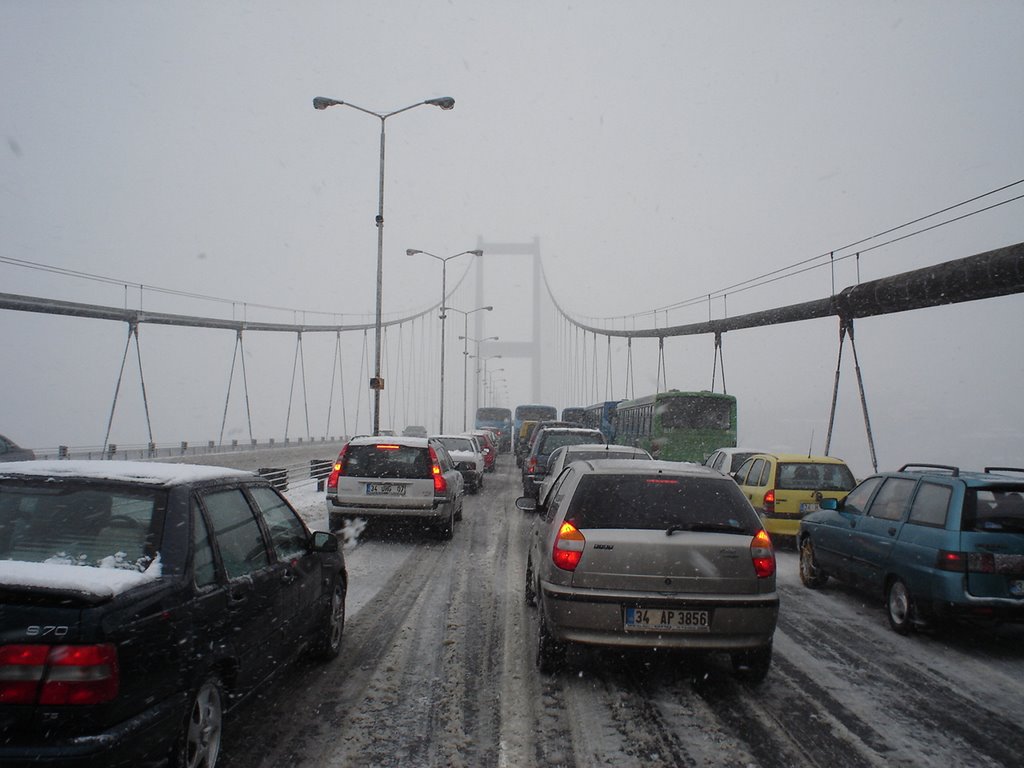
(460, 333, 499, 427)
(472, 354, 503, 408)
(406, 248, 484, 432)
(314, 95, 454, 435)
(484, 368, 505, 406)
(449, 307, 494, 430)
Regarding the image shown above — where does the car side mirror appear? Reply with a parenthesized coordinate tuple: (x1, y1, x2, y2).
(311, 531, 339, 553)
(819, 498, 839, 511)
(515, 496, 537, 513)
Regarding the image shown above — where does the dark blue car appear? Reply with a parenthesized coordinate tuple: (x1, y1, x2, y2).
(797, 463, 1024, 633)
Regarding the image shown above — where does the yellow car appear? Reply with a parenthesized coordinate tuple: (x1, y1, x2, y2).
(733, 453, 856, 540)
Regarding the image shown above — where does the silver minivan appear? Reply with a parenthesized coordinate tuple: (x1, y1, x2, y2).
(518, 459, 779, 680)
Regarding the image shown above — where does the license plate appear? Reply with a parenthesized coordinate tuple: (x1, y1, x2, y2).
(365, 482, 406, 496)
(1010, 579, 1024, 598)
(624, 607, 710, 632)
(800, 502, 820, 514)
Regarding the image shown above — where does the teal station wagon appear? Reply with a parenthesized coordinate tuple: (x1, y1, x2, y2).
(797, 464, 1024, 633)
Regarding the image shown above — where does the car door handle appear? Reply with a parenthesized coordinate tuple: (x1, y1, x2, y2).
(281, 569, 296, 585)
(887, 527, 897, 536)
(228, 588, 249, 605)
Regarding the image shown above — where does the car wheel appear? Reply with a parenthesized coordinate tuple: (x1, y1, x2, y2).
(455, 498, 464, 521)
(174, 677, 223, 768)
(436, 507, 454, 540)
(731, 643, 772, 685)
(799, 538, 829, 588)
(536, 608, 566, 674)
(311, 578, 346, 660)
(887, 578, 915, 635)
(524, 556, 537, 606)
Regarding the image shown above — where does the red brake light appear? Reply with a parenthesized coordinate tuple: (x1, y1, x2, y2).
(552, 521, 586, 571)
(937, 550, 995, 573)
(428, 446, 447, 494)
(0, 644, 119, 705)
(750, 529, 775, 578)
(327, 445, 348, 491)
(376, 444, 400, 450)
(763, 489, 776, 515)
(527, 456, 537, 473)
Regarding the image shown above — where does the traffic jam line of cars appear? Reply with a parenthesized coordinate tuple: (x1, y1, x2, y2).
(3, 432, 1022, 765)
(516, 438, 1024, 682)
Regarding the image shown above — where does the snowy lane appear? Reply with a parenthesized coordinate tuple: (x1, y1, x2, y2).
(210, 457, 1024, 768)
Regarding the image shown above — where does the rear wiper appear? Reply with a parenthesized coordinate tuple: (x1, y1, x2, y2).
(666, 523, 743, 536)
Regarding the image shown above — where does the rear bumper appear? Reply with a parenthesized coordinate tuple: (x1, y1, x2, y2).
(326, 499, 450, 529)
(539, 581, 778, 651)
(0, 691, 186, 767)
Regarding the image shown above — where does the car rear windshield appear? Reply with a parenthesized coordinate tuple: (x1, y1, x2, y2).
(777, 462, 855, 491)
(0, 483, 161, 571)
(539, 432, 603, 454)
(437, 437, 475, 453)
(342, 444, 432, 479)
(564, 475, 761, 534)
(963, 487, 1024, 533)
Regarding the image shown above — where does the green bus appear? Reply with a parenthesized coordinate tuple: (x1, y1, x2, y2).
(613, 390, 737, 462)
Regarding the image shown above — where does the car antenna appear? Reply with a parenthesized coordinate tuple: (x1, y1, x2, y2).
(807, 430, 814, 458)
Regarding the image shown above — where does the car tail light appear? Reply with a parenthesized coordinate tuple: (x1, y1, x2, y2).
(429, 446, 447, 494)
(0, 644, 119, 705)
(552, 521, 586, 571)
(937, 550, 995, 573)
(750, 529, 775, 578)
(326, 445, 349, 492)
(527, 456, 537, 474)
(762, 489, 776, 515)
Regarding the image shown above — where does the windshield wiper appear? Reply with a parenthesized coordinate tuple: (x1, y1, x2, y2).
(666, 523, 743, 536)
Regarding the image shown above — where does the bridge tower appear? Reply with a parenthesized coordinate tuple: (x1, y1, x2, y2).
(474, 236, 544, 406)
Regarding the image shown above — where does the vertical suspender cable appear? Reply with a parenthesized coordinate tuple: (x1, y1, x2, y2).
(219, 330, 241, 446)
(238, 331, 254, 445)
(103, 322, 134, 456)
(326, 331, 342, 439)
(298, 331, 311, 440)
(284, 331, 301, 441)
(848, 320, 879, 473)
(133, 322, 154, 450)
(824, 319, 847, 456)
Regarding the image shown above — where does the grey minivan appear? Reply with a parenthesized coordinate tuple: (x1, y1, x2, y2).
(518, 460, 779, 681)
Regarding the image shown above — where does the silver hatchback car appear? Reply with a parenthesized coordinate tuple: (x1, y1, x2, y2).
(518, 460, 779, 681)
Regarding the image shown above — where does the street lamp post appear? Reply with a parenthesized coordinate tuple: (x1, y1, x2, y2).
(449, 307, 494, 430)
(406, 249, 483, 432)
(314, 95, 454, 436)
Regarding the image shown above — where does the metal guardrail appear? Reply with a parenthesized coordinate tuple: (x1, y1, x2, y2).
(27, 437, 349, 462)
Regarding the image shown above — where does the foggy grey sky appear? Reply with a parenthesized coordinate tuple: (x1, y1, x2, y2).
(2, 1, 1022, 477)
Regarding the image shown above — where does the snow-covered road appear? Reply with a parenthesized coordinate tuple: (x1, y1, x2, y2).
(210, 456, 1024, 767)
